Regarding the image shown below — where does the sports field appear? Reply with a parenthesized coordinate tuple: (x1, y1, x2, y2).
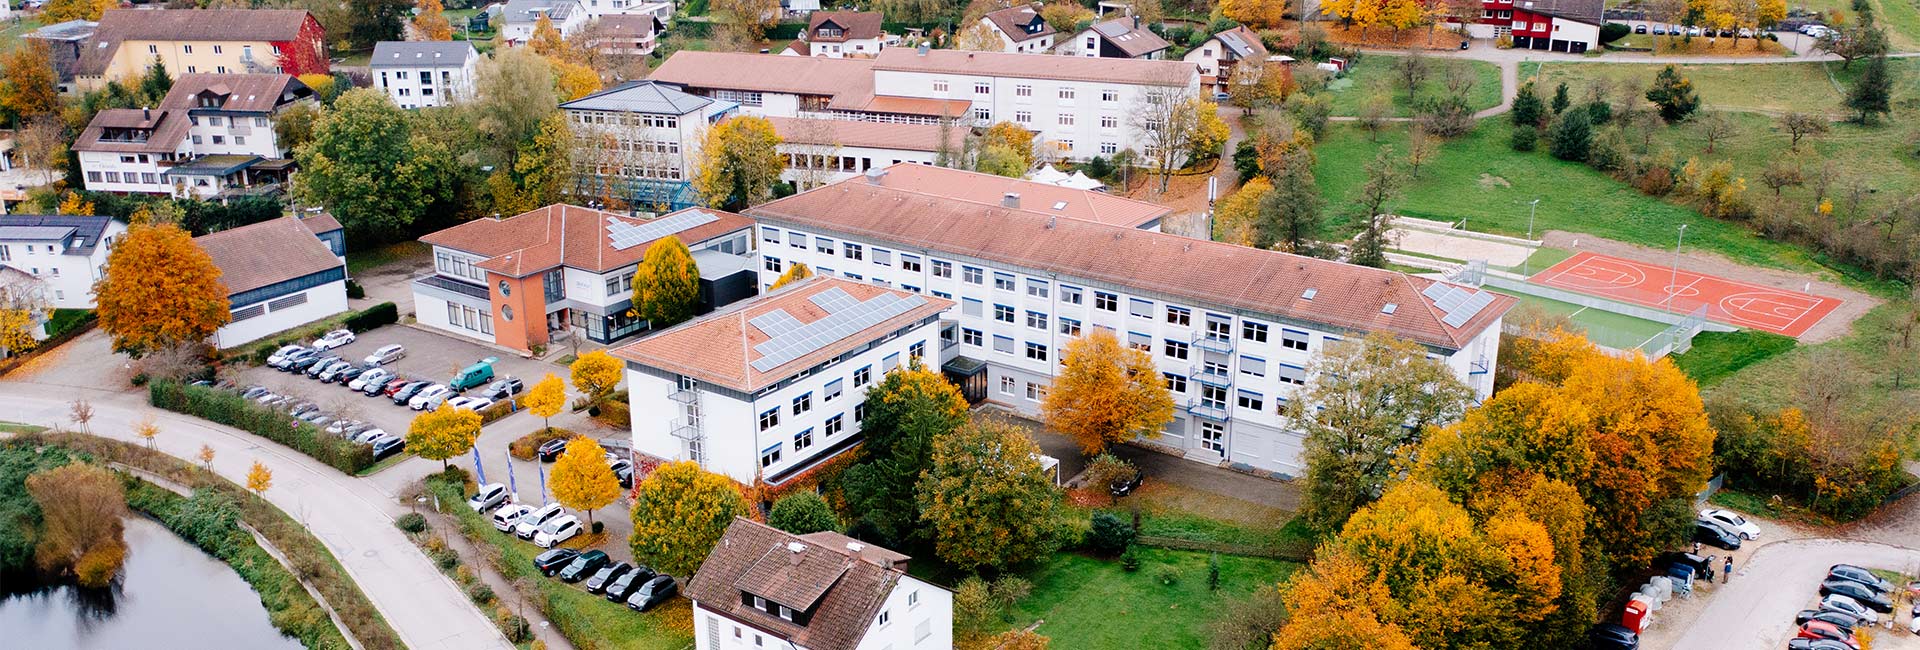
(1488, 288, 1675, 352)
(1532, 252, 1843, 338)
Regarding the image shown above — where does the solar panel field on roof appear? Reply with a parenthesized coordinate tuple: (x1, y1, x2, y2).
(749, 289, 928, 372)
(1422, 282, 1498, 328)
(607, 210, 720, 250)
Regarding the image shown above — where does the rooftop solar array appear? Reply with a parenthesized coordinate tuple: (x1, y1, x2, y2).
(1422, 283, 1498, 328)
(749, 287, 927, 372)
(606, 211, 720, 250)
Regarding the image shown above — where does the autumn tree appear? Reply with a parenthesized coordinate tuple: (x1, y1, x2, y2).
(1292, 332, 1474, 532)
(198, 444, 217, 470)
(0, 270, 47, 359)
(514, 112, 574, 206)
(955, 22, 1004, 51)
(1129, 88, 1215, 193)
(1404, 125, 1437, 177)
(530, 14, 568, 58)
(569, 350, 623, 404)
(918, 419, 1065, 572)
(553, 437, 621, 526)
(524, 373, 567, 432)
(1358, 93, 1392, 141)
(136, 417, 160, 450)
(56, 191, 94, 216)
(247, 461, 274, 496)
(629, 461, 749, 576)
(1646, 65, 1700, 123)
(407, 403, 482, 470)
(769, 263, 813, 290)
(1273, 553, 1418, 650)
(40, 0, 116, 23)
(1040, 2, 1095, 33)
(1777, 112, 1829, 150)
(630, 235, 701, 329)
(710, 0, 781, 49)
(1221, 0, 1289, 28)
(94, 223, 229, 356)
(980, 121, 1037, 171)
(1213, 177, 1273, 247)
(1693, 111, 1737, 153)
(412, 0, 454, 40)
(0, 41, 60, 124)
(1041, 330, 1175, 454)
(25, 463, 127, 588)
(472, 48, 560, 168)
(694, 116, 784, 210)
(767, 491, 840, 535)
(841, 362, 969, 545)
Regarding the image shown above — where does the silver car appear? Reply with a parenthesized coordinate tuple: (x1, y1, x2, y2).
(363, 344, 406, 366)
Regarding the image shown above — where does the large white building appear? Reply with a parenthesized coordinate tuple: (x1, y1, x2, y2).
(766, 117, 966, 190)
(195, 214, 348, 349)
(74, 73, 315, 199)
(744, 164, 1513, 477)
(614, 276, 949, 486)
(561, 80, 739, 210)
(500, 0, 588, 45)
(688, 518, 952, 650)
(0, 215, 126, 309)
(370, 41, 479, 109)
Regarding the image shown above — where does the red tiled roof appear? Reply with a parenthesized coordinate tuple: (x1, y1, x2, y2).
(766, 117, 968, 153)
(746, 166, 1513, 350)
(651, 51, 874, 99)
(417, 205, 754, 278)
(806, 11, 884, 42)
(610, 276, 952, 391)
(686, 518, 913, 650)
(983, 3, 1053, 43)
(858, 163, 1169, 228)
(195, 216, 342, 295)
(871, 47, 1196, 86)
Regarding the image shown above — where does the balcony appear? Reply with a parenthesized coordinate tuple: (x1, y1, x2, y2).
(1470, 356, 1490, 375)
(670, 418, 701, 440)
(668, 389, 699, 405)
(1193, 333, 1234, 355)
(1189, 366, 1232, 388)
(1186, 400, 1230, 423)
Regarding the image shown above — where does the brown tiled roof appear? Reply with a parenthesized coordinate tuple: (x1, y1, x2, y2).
(73, 108, 190, 154)
(299, 212, 343, 235)
(650, 51, 874, 98)
(871, 47, 1196, 86)
(80, 9, 314, 75)
(798, 531, 909, 568)
(983, 3, 1053, 43)
(806, 11, 884, 42)
(593, 14, 659, 39)
(1211, 25, 1269, 62)
(686, 518, 910, 650)
(610, 276, 952, 391)
(160, 73, 307, 113)
(859, 163, 1169, 228)
(1519, 0, 1606, 25)
(195, 216, 342, 296)
(417, 205, 754, 278)
(1084, 17, 1171, 58)
(746, 166, 1514, 350)
(766, 117, 967, 153)
(735, 543, 850, 610)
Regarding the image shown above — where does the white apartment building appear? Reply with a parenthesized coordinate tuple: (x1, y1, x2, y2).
(562, 80, 738, 210)
(977, 3, 1055, 53)
(501, 0, 588, 45)
(1184, 26, 1272, 95)
(195, 215, 348, 349)
(766, 117, 965, 189)
(370, 41, 479, 109)
(795, 11, 886, 58)
(690, 519, 953, 650)
(744, 165, 1513, 478)
(0, 215, 126, 309)
(614, 276, 949, 486)
(74, 73, 314, 199)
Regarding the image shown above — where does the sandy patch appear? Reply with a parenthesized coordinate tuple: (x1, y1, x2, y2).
(1392, 227, 1535, 266)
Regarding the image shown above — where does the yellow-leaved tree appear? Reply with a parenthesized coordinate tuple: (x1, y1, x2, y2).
(0, 40, 60, 121)
(413, 0, 454, 40)
(630, 235, 700, 329)
(569, 350, 623, 404)
(552, 437, 622, 525)
(406, 403, 482, 469)
(525, 373, 567, 432)
(56, 192, 94, 216)
(1211, 176, 1273, 246)
(530, 14, 568, 58)
(1041, 329, 1175, 454)
(692, 115, 784, 210)
(25, 462, 128, 588)
(0, 270, 48, 359)
(247, 461, 274, 496)
(1220, 0, 1289, 28)
(979, 121, 1036, 170)
(551, 58, 603, 101)
(93, 223, 230, 356)
(769, 262, 812, 290)
(629, 461, 749, 576)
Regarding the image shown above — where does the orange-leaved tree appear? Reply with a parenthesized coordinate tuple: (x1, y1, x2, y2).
(247, 461, 274, 496)
(412, 0, 454, 40)
(407, 403, 483, 470)
(568, 350, 622, 403)
(94, 222, 230, 356)
(524, 372, 567, 432)
(629, 461, 748, 576)
(1041, 329, 1176, 455)
(25, 462, 128, 588)
(552, 437, 621, 525)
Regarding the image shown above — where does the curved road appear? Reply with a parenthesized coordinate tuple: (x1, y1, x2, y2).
(2, 382, 512, 650)
(1651, 538, 1920, 650)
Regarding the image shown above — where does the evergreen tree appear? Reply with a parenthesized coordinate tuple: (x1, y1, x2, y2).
(1348, 151, 1402, 269)
(1550, 82, 1571, 114)
(1256, 154, 1326, 256)
(1511, 82, 1546, 128)
(1547, 109, 1593, 162)
(630, 236, 700, 329)
(1645, 65, 1700, 123)
(840, 363, 968, 546)
(138, 57, 173, 106)
(1845, 54, 1892, 124)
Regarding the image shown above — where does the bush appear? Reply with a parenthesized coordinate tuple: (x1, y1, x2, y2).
(768, 491, 841, 535)
(508, 427, 574, 460)
(148, 380, 373, 473)
(1547, 110, 1593, 162)
(495, 609, 531, 643)
(432, 545, 461, 570)
(396, 512, 428, 533)
(1510, 125, 1538, 152)
(1120, 546, 1141, 571)
(343, 302, 399, 332)
(1088, 512, 1137, 555)
(591, 521, 604, 535)
(467, 582, 496, 604)
(1155, 566, 1180, 586)
(345, 280, 366, 299)
(1601, 22, 1631, 43)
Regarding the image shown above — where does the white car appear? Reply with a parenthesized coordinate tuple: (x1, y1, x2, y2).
(1821, 593, 1878, 625)
(447, 396, 494, 411)
(349, 368, 393, 392)
(409, 385, 454, 411)
(467, 483, 509, 512)
(312, 329, 356, 351)
(353, 428, 388, 445)
(533, 515, 583, 548)
(1698, 509, 1760, 540)
(515, 504, 565, 539)
(325, 419, 363, 435)
(363, 344, 406, 366)
(266, 345, 307, 366)
(1910, 604, 1919, 634)
(492, 504, 535, 532)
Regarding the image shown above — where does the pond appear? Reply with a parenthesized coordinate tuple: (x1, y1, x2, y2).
(0, 516, 304, 650)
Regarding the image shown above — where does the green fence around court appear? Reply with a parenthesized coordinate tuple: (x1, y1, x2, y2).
(1489, 288, 1676, 352)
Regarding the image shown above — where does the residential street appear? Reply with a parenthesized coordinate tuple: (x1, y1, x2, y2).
(1646, 538, 1920, 650)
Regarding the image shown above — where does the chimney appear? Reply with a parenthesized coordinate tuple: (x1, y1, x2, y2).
(1133, 15, 1140, 29)
(142, 106, 150, 120)
(1046, 215, 1055, 229)
(1001, 192, 1020, 208)
(864, 167, 888, 185)
(917, 43, 929, 55)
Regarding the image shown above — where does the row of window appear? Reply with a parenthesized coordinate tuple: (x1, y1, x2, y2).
(435, 251, 487, 283)
(145, 43, 277, 56)
(758, 404, 864, 468)
(445, 302, 495, 335)
(187, 116, 271, 129)
(85, 171, 162, 185)
(571, 110, 680, 129)
(934, 80, 1123, 105)
(1011, 111, 1124, 130)
(997, 375, 1051, 402)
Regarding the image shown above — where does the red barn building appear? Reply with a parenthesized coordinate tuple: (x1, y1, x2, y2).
(1456, 0, 1604, 53)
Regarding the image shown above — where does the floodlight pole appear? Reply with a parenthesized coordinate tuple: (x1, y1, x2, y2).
(1666, 223, 1688, 313)
(1527, 198, 1540, 239)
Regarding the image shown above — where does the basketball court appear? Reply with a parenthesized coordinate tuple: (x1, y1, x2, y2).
(1530, 252, 1842, 338)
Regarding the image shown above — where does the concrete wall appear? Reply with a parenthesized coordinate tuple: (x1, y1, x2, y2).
(213, 279, 348, 348)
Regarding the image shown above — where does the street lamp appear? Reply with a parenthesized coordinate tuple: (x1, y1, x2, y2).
(1527, 198, 1541, 239)
(1666, 223, 1689, 313)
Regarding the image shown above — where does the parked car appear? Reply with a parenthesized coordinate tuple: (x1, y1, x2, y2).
(480, 377, 525, 401)
(288, 401, 321, 418)
(410, 385, 454, 410)
(371, 435, 407, 459)
(450, 357, 499, 391)
(1821, 594, 1880, 624)
(626, 575, 679, 612)
(1820, 580, 1893, 612)
(492, 504, 536, 532)
(1652, 25, 1667, 35)
(1586, 623, 1639, 650)
(1796, 609, 1859, 634)
(1910, 604, 1920, 634)
(363, 344, 406, 366)
(288, 353, 326, 373)
(605, 565, 657, 602)
(275, 348, 318, 370)
(312, 329, 356, 351)
(1698, 509, 1760, 539)
(1693, 520, 1742, 550)
(537, 437, 572, 462)
(515, 504, 566, 540)
(611, 460, 634, 488)
(468, 483, 509, 512)
(325, 419, 363, 436)
(267, 345, 308, 367)
(1109, 469, 1144, 497)
(1828, 565, 1894, 593)
(557, 550, 609, 582)
(534, 515, 583, 548)
(1635, 23, 1648, 33)
(354, 428, 389, 445)
(317, 362, 357, 383)
(350, 368, 393, 392)
(333, 365, 368, 385)
(586, 562, 632, 594)
(375, 377, 412, 397)
(304, 355, 342, 378)
(1796, 621, 1859, 649)
(448, 396, 494, 411)
(391, 381, 431, 404)
(1788, 639, 1860, 650)
(532, 548, 581, 577)
(242, 386, 273, 400)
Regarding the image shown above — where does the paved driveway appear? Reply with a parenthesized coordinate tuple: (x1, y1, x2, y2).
(1644, 538, 1920, 650)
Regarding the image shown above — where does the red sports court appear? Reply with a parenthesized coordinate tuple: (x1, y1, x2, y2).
(1530, 252, 1841, 338)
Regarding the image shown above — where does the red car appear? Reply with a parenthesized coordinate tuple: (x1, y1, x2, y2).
(381, 378, 413, 397)
(1798, 621, 1860, 650)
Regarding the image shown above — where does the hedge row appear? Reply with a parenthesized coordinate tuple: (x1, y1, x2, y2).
(230, 301, 400, 365)
(148, 380, 374, 473)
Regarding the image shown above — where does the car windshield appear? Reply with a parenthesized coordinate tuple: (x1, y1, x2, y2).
(542, 520, 570, 533)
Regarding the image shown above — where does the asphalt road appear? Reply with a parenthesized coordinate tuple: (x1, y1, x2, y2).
(1650, 538, 1920, 650)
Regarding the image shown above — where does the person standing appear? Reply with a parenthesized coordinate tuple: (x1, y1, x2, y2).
(1724, 556, 1733, 583)
(1693, 541, 1702, 555)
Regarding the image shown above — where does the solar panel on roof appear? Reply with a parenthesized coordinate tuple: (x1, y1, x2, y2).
(749, 310, 803, 337)
(1442, 291, 1497, 327)
(606, 210, 721, 250)
(750, 290, 928, 372)
(1422, 283, 1451, 301)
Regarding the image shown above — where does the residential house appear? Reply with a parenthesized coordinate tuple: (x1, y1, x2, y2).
(576, 0, 651, 18)
(562, 80, 738, 210)
(371, 41, 480, 109)
(745, 164, 1513, 477)
(584, 14, 665, 58)
(25, 19, 96, 94)
(75, 73, 315, 199)
(767, 118, 966, 190)
(501, 0, 589, 45)
(796, 11, 886, 58)
(76, 9, 328, 88)
(1063, 16, 1170, 59)
(1457, 0, 1603, 52)
(1185, 25, 1269, 95)
(977, 3, 1055, 53)
(0, 215, 126, 309)
(687, 518, 953, 650)
(195, 214, 347, 348)
(414, 204, 757, 353)
(783, 0, 821, 15)
(616, 276, 948, 484)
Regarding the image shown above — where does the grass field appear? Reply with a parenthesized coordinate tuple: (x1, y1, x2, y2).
(1327, 54, 1504, 118)
(1008, 548, 1298, 649)
(1521, 59, 1920, 115)
(0, 16, 43, 52)
(1486, 287, 1675, 350)
(1669, 329, 1799, 386)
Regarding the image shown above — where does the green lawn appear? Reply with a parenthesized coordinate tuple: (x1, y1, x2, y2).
(1521, 59, 1920, 115)
(1669, 329, 1799, 387)
(0, 421, 47, 434)
(1487, 287, 1675, 350)
(0, 17, 43, 52)
(1007, 548, 1298, 649)
(1327, 54, 1503, 118)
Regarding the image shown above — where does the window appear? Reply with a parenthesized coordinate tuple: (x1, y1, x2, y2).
(792, 392, 812, 415)
(873, 248, 892, 266)
(1243, 321, 1269, 343)
(825, 414, 844, 436)
(854, 365, 872, 386)
(1129, 298, 1153, 318)
(994, 304, 1014, 323)
(1164, 373, 1188, 393)
(794, 428, 814, 451)
(910, 341, 925, 361)
(1058, 318, 1081, 337)
(1026, 342, 1048, 361)
(1026, 311, 1047, 330)
(233, 136, 245, 146)
(764, 256, 783, 273)
(973, 107, 990, 121)
(1278, 364, 1307, 385)
(816, 238, 835, 255)
(843, 243, 863, 260)
(901, 255, 922, 272)
(962, 266, 983, 284)
(1102, 89, 1119, 103)
(931, 260, 952, 278)
(993, 335, 1015, 354)
(1101, 142, 1118, 154)
(1057, 113, 1075, 127)
(1015, 111, 1032, 124)
(884, 352, 900, 372)
(1058, 87, 1075, 101)
(1282, 329, 1309, 351)
(789, 233, 807, 249)
(933, 80, 949, 92)
(824, 379, 843, 402)
(148, 44, 158, 54)
(1164, 340, 1190, 360)
(974, 83, 990, 94)
(760, 444, 783, 467)
(213, 45, 222, 54)
(962, 298, 983, 318)
(182, 44, 192, 54)
(1126, 332, 1151, 352)
(1025, 279, 1050, 298)
(758, 408, 780, 430)
(993, 272, 1015, 291)
(1238, 390, 1264, 411)
(855, 402, 867, 422)
(1060, 285, 1083, 305)
(1015, 84, 1032, 97)
(1241, 356, 1267, 377)
(1094, 291, 1118, 311)
(1026, 382, 1048, 401)
(1166, 306, 1191, 326)
(1000, 376, 1017, 395)
(909, 590, 920, 608)
(962, 328, 983, 346)
(1100, 115, 1117, 129)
